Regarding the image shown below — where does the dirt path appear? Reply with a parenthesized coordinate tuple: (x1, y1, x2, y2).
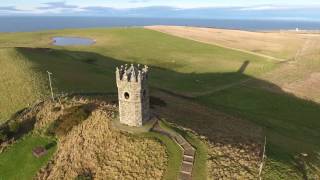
(155, 78, 253, 98)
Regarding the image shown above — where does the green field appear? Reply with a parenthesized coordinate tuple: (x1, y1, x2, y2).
(0, 135, 56, 180)
(0, 48, 47, 122)
(0, 28, 275, 122)
(0, 27, 319, 178)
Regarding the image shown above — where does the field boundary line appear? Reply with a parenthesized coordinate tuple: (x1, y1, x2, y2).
(145, 26, 286, 62)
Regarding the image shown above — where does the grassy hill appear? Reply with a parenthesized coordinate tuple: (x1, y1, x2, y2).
(0, 48, 47, 122)
(0, 27, 320, 179)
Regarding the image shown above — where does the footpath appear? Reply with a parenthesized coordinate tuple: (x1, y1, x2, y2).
(152, 121, 195, 180)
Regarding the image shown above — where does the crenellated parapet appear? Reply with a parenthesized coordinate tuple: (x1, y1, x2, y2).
(116, 64, 149, 83)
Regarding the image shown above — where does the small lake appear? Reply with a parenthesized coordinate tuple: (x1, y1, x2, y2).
(52, 37, 95, 46)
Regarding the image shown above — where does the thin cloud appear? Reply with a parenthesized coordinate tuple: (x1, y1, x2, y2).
(0, 6, 29, 13)
(0, 6, 18, 11)
(129, 0, 151, 3)
(0, 2, 319, 21)
(82, 6, 115, 11)
(239, 4, 320, 11)
(39, 1, 78, 10)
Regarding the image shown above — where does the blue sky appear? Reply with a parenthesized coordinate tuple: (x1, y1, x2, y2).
(1, 0, 320, 9)
(1, 0, 320, 20)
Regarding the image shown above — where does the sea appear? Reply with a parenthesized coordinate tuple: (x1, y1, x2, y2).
(0, 16, 320, 32)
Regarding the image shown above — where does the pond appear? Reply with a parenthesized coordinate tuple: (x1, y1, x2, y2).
(52, 37, 95, 46)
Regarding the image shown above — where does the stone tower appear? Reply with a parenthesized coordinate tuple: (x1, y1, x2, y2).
(116, 64, 150, 127)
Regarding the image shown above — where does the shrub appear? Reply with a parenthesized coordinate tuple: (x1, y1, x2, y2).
(0, 130, 8, 142)
(75, 170, 93, 180)
(46, 105, 93, 137)
(8, 121, 20, 133)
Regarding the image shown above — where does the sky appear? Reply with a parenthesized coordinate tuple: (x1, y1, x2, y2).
(0, 0, 320, 20)
(2, 0, 320, 9)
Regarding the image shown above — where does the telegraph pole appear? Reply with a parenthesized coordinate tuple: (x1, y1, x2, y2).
(47, 71, 54, 101)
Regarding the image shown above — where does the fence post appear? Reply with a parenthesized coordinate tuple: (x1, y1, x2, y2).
(47, 71, 54, 101)
(259, 136, 267, 179)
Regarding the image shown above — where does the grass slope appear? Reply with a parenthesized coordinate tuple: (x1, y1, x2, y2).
(1, 27, 319, 178)
(0, 48, 47, 122)
(197, 85, 320, 178)
(37, 108, 168, 179)
(0, 135, 56, 180)
(0, 28, 275, 75)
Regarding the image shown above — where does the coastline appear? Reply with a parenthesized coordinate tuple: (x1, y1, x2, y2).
(1, 17, 320, 33)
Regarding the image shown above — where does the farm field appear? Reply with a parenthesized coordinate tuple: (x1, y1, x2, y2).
(0, 27, 320, 179)
(146, 25, 308, 60)
(146, 25, 320, 102)
(0, 28, 276, 122)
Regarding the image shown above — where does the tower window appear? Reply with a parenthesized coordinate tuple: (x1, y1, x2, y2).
(124, 92, 130, 99)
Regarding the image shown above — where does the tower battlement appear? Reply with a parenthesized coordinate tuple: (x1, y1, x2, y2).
(116, 64, 149, 83)
(116, 64, 150, 127)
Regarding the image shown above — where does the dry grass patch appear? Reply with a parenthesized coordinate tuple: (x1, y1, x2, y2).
(151, 90, 263, 179)
(146, 25, 310, 60)
(253, 35, 320, 103)
(37, 107, 167, 180)
(2, 97, 169, 179)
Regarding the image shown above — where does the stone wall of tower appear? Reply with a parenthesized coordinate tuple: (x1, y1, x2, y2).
(116, 64, 150, 127)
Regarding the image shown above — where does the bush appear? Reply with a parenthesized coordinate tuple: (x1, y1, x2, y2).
(45, 122, 59, 136)
(75, 170, 93, 180)
(0, 130, 8, 142)
(46, 105, 93, 137)
(8, 121, 20, 133)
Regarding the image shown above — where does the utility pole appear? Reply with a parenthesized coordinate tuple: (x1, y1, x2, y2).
(47, 71, 54, 101)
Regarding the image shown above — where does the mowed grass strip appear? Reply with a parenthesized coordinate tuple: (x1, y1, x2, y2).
(140, 132, 183, 180)
(0, 135, 56, 180)
(159, 120, 208, 180)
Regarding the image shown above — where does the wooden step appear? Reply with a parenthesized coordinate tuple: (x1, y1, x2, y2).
(151, 120, 195, 180)
(180, 172, 192, 180)
(183, 155, 194, 162)
(175, 136, 187, 144)
(181, 161, 193, 172)
(180, 170, 191, 175)
(182, 160, 193, 165)
(181, 142, 193, 150)
(184, 148, 195, 156)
